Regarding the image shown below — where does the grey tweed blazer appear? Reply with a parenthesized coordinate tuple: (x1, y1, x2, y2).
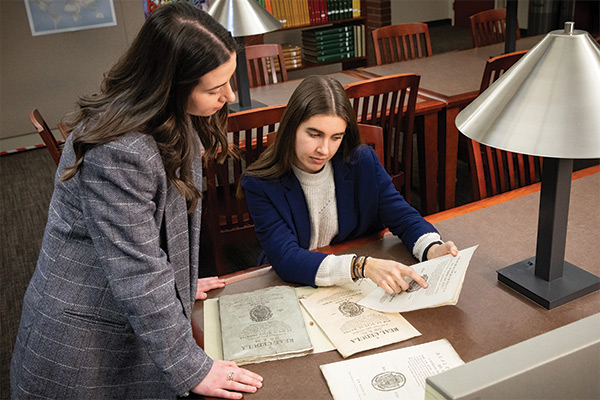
(11, 132, 211, 399)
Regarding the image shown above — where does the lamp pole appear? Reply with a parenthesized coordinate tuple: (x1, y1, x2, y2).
(505, 0, 518, 53)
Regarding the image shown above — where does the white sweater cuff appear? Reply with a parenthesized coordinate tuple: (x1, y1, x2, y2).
(314, 254, 356, 286)
(413, 232, 442, 262)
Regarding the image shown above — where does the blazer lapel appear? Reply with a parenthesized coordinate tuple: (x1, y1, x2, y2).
(333, 156, 356, 242)
(282, 173, 312, 249)
(163, 185, 192, 319)
(187, 157, 203, 310)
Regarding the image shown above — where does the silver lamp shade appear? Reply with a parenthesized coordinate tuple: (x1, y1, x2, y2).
(456, 23, 600, 159)
(208, 0, 282, 37)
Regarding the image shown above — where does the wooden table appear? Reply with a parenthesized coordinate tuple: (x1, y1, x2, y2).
(240, 71, 446, 215)
(192, 165, 600, 399)
(361, 35, 544, 211)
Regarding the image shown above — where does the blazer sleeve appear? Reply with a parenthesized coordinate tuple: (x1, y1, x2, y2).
(242, 175, 327, 286)
(366, 147, 439, 253)
(78, 140, 210, 394)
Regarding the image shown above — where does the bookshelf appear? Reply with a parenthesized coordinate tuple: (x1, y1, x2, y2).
(252, 1, 368, 72)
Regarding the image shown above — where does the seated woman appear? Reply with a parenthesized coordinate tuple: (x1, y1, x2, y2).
(241, 75, 457, 294)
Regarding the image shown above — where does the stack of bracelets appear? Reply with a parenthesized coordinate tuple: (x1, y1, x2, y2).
(351, 255, 369, 281)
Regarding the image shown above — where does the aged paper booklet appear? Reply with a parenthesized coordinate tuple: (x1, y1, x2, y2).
(300, 280, 421, 358)
(320, 339, 464, 400)
(358, 245, 478, 313)
(218, 286, 313, 365)
(204, 287, 335, 361)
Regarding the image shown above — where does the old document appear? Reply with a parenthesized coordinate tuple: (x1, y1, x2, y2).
(204, 287, 335, 360)
(359, 246, 478, 313)
(219, 286, 313, 365)
(300, 281, 420, 358)
(320, 339, 464, 400)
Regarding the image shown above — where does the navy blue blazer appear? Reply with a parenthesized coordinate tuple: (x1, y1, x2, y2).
(242, 145, 438, 286)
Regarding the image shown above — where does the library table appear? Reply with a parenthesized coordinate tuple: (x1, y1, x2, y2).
(241, 72, 446, 215)
(360, 35, 544, 211)
(193, 165, 600, 400)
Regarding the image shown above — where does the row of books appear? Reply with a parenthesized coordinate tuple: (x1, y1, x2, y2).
(302, 24, 366, 64)
(256, 0, 361, 29)
(269, 44, 303, 72)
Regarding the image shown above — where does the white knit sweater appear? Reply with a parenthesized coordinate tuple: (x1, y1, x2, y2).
(292, 162, 441, 286)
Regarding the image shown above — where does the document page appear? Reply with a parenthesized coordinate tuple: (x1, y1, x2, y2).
(320, 339, 464, 400)
(300, 281, 421, 358)
(219, 286, 313, 365)
(358, 246, 478, 313)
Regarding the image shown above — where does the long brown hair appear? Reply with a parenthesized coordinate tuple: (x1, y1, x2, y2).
(243, 75, 361, 181)
(61, 2, 238, 211)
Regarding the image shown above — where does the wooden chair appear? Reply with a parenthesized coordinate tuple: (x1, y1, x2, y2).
(57, 122, 70, 140)
(202, 105, 286, 274)
(371, 23, 433, 65)
(467, 50, 542, 200)
(344, 73, 420, 203)
(358, 124, 384, 166)
(30, 109, 63, 166)
(244, 44, 288, 88)
(469, 8, 520, 48)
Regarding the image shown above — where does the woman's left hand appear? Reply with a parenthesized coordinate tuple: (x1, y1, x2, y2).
(426, 241, 458, 260)
(196, 277, 226, 300)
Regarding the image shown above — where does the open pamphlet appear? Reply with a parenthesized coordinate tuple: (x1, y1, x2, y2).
(299, 280, 421, 358)
(320, 339, 464, 400)
(358, 245, 478, 313)
(218, 286, 313, 365)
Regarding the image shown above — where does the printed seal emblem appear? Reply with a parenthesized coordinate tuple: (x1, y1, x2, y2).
(407, 274, 428, 293)
(371, 371, 406, 391)
(338, 301, 363, 317)
(249, 304, 272, 322)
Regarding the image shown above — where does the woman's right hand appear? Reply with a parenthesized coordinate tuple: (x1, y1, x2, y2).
(191, 360, 263, 399)
(363, 257, 428, 294)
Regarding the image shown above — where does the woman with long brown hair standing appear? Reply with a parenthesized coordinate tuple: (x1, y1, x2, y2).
(11, 3, 261, 399)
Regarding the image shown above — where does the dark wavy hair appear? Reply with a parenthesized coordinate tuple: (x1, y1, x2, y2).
(243, 75, 361, 181)
(61, 2, 238, 211)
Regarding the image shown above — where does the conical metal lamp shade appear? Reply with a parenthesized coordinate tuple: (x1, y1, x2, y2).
(208, 0, 282, 37)
(456, 23, 600, 159)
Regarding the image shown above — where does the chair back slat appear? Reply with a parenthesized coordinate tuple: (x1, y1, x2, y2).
(358, 124, 384, 166)
(467, 50, 542, 200)
(244, 44, 288, 88)
(470, 8, 521, 48)
(372, 23, 433, 65)
(345, 73, 420, 202)
(30, 109, 63, 166)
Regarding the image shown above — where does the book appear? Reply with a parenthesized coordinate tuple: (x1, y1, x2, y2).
(303, 39, 353, 52)
(320, 339, 464, 399)
(302, 30, 354, 44)
(303, 44, 353, 57)
(203, 286, 336, 361)
(358, 245, 478, 313)
(218, 285, 313, 365)
(300, 280, 421, 358)
(302, 24, 353, 37)
(303, 50, 354, 63)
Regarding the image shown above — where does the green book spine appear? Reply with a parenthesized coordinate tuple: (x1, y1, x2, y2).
(302, 39, 354, 52)
(303, 43, 354, 57)
(302, 24, 353, 36)
(302, 30, 353, 43)
(304, 50, 355, 63)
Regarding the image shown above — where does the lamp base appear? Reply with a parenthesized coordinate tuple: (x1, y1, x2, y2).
(228, 100, 267, 113)
(497, 257, 600, 310)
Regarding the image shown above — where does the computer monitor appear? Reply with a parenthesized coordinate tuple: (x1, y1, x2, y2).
(425, 313, 600, 400)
